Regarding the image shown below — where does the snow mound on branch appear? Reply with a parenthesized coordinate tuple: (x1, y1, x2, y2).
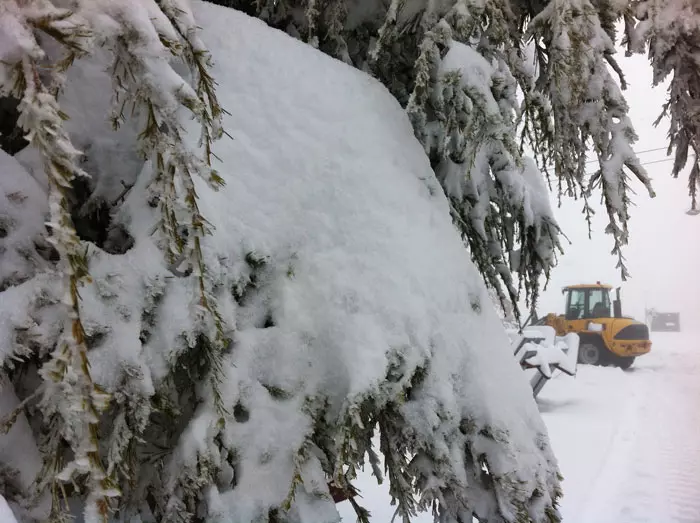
(0, 374, 50, 522)
(2, 2, 559, 521)
(185, 7, 558, 517)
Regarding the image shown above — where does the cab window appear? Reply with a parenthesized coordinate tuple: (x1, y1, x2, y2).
(588, 289, 611, 318)
(565, 288, 611, 319)
(566, 289, 587, 319)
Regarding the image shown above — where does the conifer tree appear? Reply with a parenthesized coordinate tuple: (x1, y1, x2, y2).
(2, 2, 698, 523)
(0, 1, 566, 521)
(626, 0, 700, 211)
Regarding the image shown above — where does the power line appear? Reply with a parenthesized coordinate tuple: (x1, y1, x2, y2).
(531, 146, 695, 175)
(584, 146, 668, 165)
(584, 154, 696, 175)
(540, 147, 679, 172)
(635, 155, 696, 168)
(634, 146, 670, 156)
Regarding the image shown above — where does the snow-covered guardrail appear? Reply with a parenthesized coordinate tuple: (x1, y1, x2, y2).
(508, 326, 580, 398)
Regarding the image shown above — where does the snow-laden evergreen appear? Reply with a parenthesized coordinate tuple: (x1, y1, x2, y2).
(0, 2, 563, 523)
(4, 0, 697, 522)
(215, 0, 661, 304)
(626, 0, 700, 211)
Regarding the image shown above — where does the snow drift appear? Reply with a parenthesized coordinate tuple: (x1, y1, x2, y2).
(0, 2, 560, 521)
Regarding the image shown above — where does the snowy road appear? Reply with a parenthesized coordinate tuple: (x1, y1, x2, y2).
(540, 331, 700, 523)
(338, 330, 700, 523)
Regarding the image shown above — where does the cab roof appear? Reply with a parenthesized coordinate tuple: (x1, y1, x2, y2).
(563, 283, 613, 290)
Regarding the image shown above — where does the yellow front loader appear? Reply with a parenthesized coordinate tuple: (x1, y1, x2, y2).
(535, 283, 651, 369)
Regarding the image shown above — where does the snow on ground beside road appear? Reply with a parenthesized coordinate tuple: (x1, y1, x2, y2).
(539, 330, 700, 523)
(339, 330, 700, 523)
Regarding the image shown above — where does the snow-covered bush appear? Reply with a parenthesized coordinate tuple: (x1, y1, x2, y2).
(0, 2, 563, 523)
(211, 0, 664, 312)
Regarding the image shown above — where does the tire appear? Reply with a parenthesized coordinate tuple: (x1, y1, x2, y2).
(616, 356, 636, 370)
(578, 343, 602, 365)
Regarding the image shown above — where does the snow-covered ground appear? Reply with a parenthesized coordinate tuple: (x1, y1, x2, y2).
(541, 330, 700, 523)
(339, 329, 700, 523)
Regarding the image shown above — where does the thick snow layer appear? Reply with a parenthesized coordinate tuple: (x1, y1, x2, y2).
(2, 1, 559, 521)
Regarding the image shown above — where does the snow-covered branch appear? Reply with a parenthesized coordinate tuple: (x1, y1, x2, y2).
(0, 1, 225, 521)
(215, 0, 666, 306)
(627, 0, 700, 210)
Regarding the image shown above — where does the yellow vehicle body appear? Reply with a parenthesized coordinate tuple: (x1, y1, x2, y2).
(539, 283, 651, 368)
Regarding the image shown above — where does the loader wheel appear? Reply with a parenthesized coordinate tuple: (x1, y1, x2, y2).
(616, 357, 635, 370)
(578, 343, 602, 365)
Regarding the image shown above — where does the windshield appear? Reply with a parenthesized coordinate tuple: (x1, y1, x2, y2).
(566, 288, 612, 319)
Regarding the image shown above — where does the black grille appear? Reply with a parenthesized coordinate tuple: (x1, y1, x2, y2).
(614, 324, 650, 340)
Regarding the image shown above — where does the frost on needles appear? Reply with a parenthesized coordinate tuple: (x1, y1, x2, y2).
(0, 0, 227, 521)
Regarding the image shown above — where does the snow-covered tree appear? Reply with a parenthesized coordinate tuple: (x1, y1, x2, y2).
(3, 1, 695, 523)
(1, 2, 565, 523)
(625, 0, 700, 211)
(212, 0, 661, 305)
(486, 286, 518, 332)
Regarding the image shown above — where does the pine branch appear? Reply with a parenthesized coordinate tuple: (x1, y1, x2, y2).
(106, 5, 230, 418)
(19, 56, 116, 523)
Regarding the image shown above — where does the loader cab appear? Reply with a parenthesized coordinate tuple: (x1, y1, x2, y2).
(540, 282, 651, 368)
(563, 283, 622, 320)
